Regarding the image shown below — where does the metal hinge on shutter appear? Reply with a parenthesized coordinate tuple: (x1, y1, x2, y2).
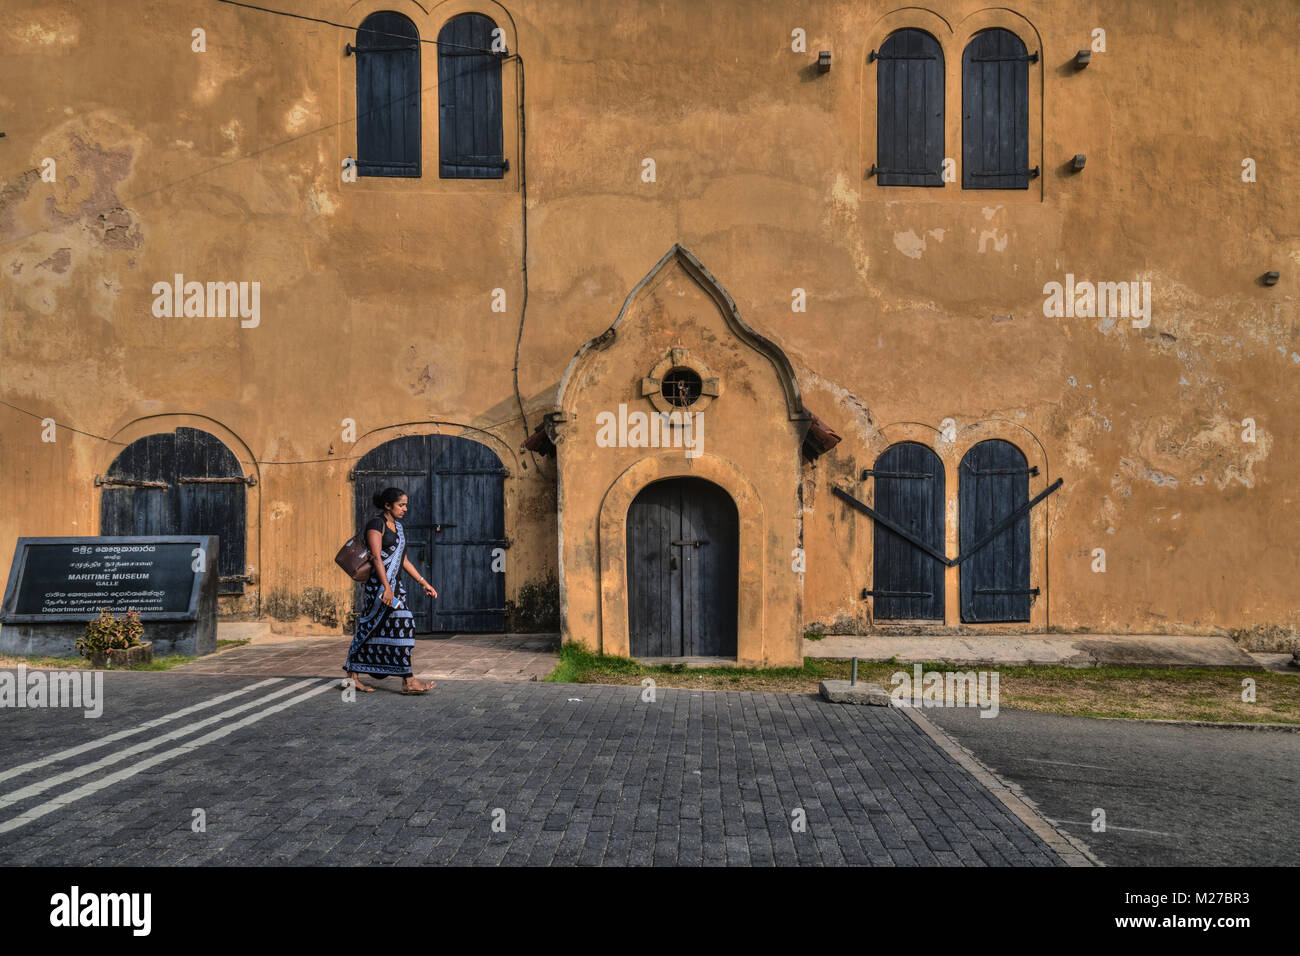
(969, 167, 1040, 179)
(963, 465, 1040, 476)
(94, 477, 168, 489)
(862, 589, 932, 599)
(355, 160, 419, 169)
(440, 160, 510, 171)
(868, 164, 940, 178)
(220, 574, 255, 585)
(345, 42, 419, 55)
(861, 469, 935, 480)
(974, 587, 1040, 595)
(972, 51, 1039, 62)
(869, 50, 938, 61)
(348, 469, 427, 480)
(435, 468, 509, 477)
(178, 475, 257, 486)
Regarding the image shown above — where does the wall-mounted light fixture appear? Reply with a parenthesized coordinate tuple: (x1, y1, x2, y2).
(1263, 271, 1280, 286)
(818, 50, 832, 72)
(1074, 50, 1091, 69)
(1072, 154, 1087, 171)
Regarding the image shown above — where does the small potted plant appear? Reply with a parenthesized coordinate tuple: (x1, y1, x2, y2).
(77, 608, 152, 669)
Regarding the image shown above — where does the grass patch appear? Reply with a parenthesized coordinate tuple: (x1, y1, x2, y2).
(217, 638, 251, 650)
(544, 646, 1300, 724)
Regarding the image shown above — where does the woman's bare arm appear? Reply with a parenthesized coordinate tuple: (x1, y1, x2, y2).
(367, 529, 391, 590)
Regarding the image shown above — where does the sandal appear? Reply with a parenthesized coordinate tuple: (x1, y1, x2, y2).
(343, 672, 376, 693)
(402, 678, 435, 695)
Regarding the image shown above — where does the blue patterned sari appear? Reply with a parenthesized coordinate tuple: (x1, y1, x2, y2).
(344, 517, 417, 677)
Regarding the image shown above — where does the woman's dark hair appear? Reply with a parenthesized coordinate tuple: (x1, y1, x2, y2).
(373, 487, 406, 511)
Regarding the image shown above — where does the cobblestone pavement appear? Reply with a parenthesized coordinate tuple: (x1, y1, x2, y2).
(177, 633, 560, 681)
(0, 672, 1069, 866)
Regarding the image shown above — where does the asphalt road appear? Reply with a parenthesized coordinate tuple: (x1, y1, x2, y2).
(921, 706, 1300, 866)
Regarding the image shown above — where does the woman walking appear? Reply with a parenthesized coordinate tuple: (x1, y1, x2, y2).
(344, 487, 438, 694)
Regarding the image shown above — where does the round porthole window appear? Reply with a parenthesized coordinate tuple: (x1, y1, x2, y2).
(661, 367, 703, 408)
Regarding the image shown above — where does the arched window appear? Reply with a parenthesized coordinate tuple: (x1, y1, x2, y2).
(873, 29, 944, 187)
(352, 11, 421, 178)
(100, 428, 249, 594)
(438, 13, 506, 178)
(959, 440, 1032, 621)
(962, 29, 1033, 189)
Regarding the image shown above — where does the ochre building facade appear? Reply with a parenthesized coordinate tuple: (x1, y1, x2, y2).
(1, 0, 1297, 664)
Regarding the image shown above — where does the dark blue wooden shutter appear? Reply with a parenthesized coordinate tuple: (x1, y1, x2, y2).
(869, 443, 945, 620)
(960, 440, 1032, 622)
(962, 29, 1031, 189)
(438, 13, 505, 179)
(875, 29, 944, 187)
(175, 428, 247, 594)
(354, 11, 421, 178)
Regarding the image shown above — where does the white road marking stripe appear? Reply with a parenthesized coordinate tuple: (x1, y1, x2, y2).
(0, 679, 321, 811)
(1054, 820, 1177, 837)
(0, 680, 336, 835)
(0, 678, 285, 785)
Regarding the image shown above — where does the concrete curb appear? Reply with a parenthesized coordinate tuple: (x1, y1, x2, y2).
(899, 707, 1103, 868)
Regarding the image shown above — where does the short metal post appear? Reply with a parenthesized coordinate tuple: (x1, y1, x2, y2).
(851, 657, 858, 686)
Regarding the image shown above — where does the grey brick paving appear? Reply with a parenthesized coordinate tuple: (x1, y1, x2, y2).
(0, 673, 1066, 865)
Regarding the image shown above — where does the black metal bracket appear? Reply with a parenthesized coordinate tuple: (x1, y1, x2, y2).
(974, 587, 1040, 595)
(832, 486, 952, 567)
(970, 167, 1040, 178)
(346, 43, 419, 55)
(862, 589, 932, 599)
(964, 464, 1040, 477)
(862, 469, 935, 480)
(869, 50, 938, 62)
(972, 51, 1039, 62)
(869, 164, 940, 178)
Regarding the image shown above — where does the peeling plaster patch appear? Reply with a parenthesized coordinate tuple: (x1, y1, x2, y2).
(828, 172, 858, 216)
(220, 119, 243, 156)
(8, 11, 80, 48)
(981, 206, 1003, 220)
(1179, 375, 1189, 385)
(800, 371, 874, 441)
(0, 168, 40, 235)
(893, 229, 927, 259)
(36, 247, 71, 273)
(173, 140, 194, 149)
(1068, 376, 1078, 387)
(977, 229, 1008, 253)
(269, 501, 292, 521)
(926, 228, 946, 242)
(1097, 317, 1116, 334)
(307, 183, 337, 217)
(285, 90, 317, 134)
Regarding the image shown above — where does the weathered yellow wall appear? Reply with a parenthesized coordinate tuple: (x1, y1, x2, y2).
(1, 1, 1297, 647)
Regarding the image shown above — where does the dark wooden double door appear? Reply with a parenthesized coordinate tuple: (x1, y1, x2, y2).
(100, 427, 247, 594)
(353, 436, 506, 633)
(627, 478, 738, 658)
(871, 439, 1031, 623)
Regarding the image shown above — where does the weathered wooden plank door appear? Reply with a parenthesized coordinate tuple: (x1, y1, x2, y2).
(876, 29, 944, 186)
(101, 428, 247, 593)
(354, 11, 421, 178)
(870, 442, 945, 620)
(960, 439, 1032, 622)
(352, 436, 506, 633)
(429, 435, 507, 631)
(962, 28, 1030, 189)
(627, 478, 738, 658)
(438, 13, 505, 178)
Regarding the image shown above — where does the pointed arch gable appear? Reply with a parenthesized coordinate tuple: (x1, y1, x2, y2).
(555, 244, 808, 421)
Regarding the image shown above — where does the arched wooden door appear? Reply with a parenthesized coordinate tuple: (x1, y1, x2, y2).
(626, 477, 738, 658)
(352, 436, 507, 633)
(960, 439, 1032, 622)
(870, 442, 945, 620)
(100, 427, 248, 593)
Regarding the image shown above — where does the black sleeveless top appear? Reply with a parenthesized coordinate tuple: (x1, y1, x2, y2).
(364, 516, 399, 553)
